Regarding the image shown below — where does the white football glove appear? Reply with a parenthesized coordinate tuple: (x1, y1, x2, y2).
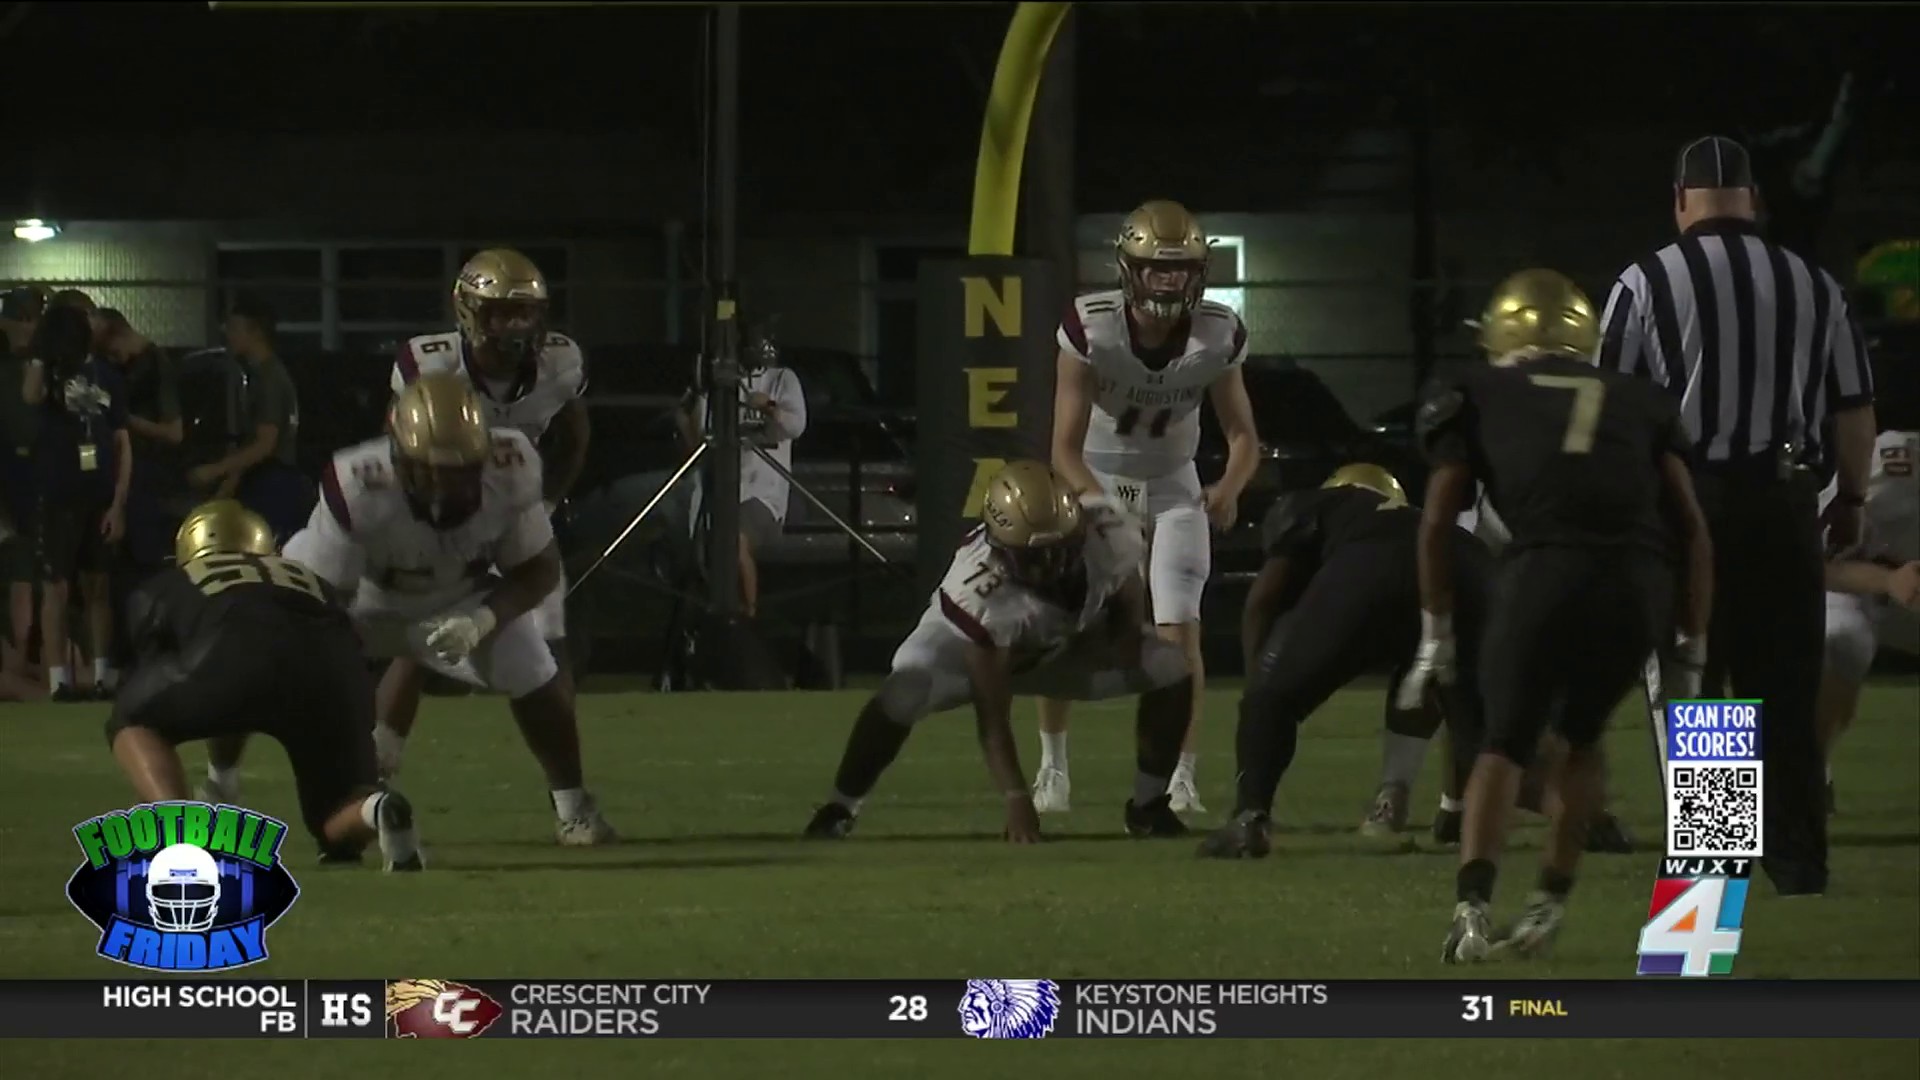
(421, 607, 498, 666)
(1394, 611, 1456, 712)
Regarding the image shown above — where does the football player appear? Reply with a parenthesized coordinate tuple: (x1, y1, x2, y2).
(1037, 200, 1262, 815)
(1197, 463, 1491, 857)
(1817, 429, 1920, 812)
(220, 374, 614, 844)
(372, 249, 590, 779)
(1402, 269, 1714, 963)
(106, 501, 421, 870)
(802, 461, 1194, 843)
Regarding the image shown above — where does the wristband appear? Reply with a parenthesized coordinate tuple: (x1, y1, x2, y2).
(469, 605, 499, 640)
(1421, 610, 1453, 639)
(1836, 492, 1866, 508)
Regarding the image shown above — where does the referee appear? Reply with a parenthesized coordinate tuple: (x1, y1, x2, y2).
(1597, 135, 1877, 897)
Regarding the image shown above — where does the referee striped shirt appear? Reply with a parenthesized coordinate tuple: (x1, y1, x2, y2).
(1597, 218, 1875, 465)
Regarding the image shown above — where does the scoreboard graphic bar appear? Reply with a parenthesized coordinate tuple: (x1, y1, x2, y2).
(0, 979, 1914, 1039)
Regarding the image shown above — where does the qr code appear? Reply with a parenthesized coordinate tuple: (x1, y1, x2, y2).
(1667, 764, 1763, 858)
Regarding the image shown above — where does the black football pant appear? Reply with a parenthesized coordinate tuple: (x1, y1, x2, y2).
(105, 609, 380, 850)
(1478, 547, 1671, 767)
(1692, 467, 1827, 893)
(1235, 539, 1486, 817)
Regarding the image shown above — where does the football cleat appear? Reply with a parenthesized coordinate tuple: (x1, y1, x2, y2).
(803, 802, 856, 839)
(1124, 793, 1188, 839)
(197, 772, 241, 807)
(1494, 892, 1564, 960)
(1196, 810, 1272, 860)
(1431, 807, 1463, 846)
(1032, 767, 1071, 814)
(555, 796, 617, 847)
(378, 791, 425, 873)
(1359, 782, 1411, 837)
(1584, 811, 1635, 854)
(51, 684, 88, 704)
(1443, 900, 1494, 965)
(1167, 771, 1206, 814)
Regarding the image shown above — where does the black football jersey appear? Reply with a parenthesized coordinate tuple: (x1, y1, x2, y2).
(126, 552, 349, 659)
(1261, 486, 1422, 568)
(1418, 355, 1691, 554)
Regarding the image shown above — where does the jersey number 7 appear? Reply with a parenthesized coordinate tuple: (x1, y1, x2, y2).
(1528, 374, 1607, 455)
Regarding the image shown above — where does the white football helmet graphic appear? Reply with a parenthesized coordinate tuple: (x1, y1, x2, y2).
(146, 843, 221, 932)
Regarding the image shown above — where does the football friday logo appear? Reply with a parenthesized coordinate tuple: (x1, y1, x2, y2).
(67, 803, 300, 972)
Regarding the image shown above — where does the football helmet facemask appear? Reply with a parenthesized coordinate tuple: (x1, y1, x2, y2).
(1116, 200, 1210, 322)
(454, 248, 549, 377)
(389, 373, 492, 529)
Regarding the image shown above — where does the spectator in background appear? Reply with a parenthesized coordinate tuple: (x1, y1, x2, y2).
(677, 321, 808, 619)
(98, 309, 185, 568)
(188, 294, 305, 538)
(22, 303, 131, 700)
(0, 286, 49, 684)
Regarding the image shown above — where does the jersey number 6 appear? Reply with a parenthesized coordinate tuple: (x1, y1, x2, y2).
(1528, 374, 1607, 455)
(1115, 406, 1173, 439)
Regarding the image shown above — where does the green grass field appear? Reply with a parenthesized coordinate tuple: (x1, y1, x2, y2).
(2, 679, 1915, 1077)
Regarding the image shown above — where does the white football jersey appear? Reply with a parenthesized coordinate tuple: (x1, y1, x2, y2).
(1057, 291, 1248, 480)
(391, 330, 587, 443)
(922, 499, 1146, 667)
(282, 429, 551, 616)
(1823, 430, 1919, 563)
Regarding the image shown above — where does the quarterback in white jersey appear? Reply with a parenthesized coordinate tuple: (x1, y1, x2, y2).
(1817, 429, 1920, 809)
(1036, 199, 1262, 815)
(802, 462, 1196, 844)
(377, 250, 594, 786)
(282, 374, 615, 845)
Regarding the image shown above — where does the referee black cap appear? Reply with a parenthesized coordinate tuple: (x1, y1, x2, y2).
(1675, 135, 1755, 190)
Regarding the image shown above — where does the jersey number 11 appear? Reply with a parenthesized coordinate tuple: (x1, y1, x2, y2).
(1115, 406, 1173, 439)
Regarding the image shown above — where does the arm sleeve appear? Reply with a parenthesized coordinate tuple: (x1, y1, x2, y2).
(391, 341, 419, 394)
(1824, 285, 1876, 410)
(768, 368, 808, 442)
(123, 579, 175, 658)
(1597, 271, 1656, 383)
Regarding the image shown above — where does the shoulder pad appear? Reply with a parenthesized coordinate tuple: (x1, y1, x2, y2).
(1415, 386, 1467, 442)
(539, 333, 587, 391)
(322, 439, 400, 533)
(397, 332, 463, 384)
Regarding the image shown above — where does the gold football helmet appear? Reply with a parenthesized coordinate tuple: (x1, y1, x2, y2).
(1322, 463, 1409, 508)
(982, 460, 1085, 586)
(389, 373, 492, 528)
(453, 248, 549, 371)
(1116, 200, 1210, 321)
(174, 500, 275, 564)
(1474, 269, 1600, 364)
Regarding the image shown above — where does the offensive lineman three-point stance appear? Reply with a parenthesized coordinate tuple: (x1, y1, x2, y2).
(1039, 199, 1262, 814)
(108, 500, 422, 871)
(216, 374, 615, 844)
(376, 248, 592, 779)
(804, 461, 1196, 843)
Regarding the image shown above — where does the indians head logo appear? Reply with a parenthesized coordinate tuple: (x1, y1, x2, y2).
(958, 978, 1060, 1039)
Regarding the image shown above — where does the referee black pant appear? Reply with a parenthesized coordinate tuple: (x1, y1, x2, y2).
(1692, 461, 1827, 894)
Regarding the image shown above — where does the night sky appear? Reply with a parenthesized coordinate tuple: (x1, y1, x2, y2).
(7, 3, 1918, 218)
